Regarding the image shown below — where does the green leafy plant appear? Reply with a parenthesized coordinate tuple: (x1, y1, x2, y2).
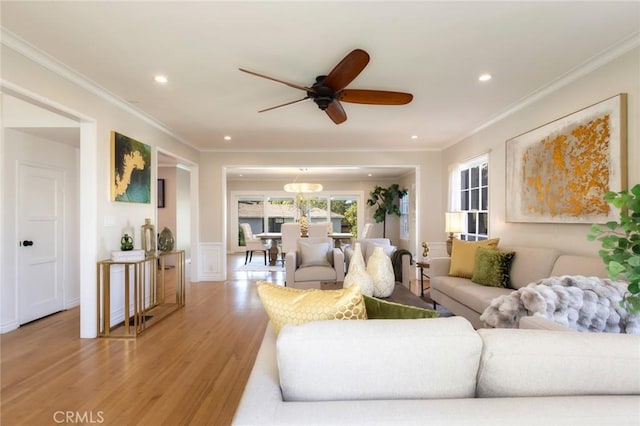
(587, 183, 640, 313)
(366, 184, 408, 238)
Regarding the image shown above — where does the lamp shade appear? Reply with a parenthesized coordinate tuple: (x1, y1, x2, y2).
(284, 182, 323, 193)
(445, 212, 466, 234)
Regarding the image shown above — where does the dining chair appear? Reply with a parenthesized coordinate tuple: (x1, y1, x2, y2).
(361, 222, 374, 239)
(308, 222, 330, 238)
(240, 223, 270, 265)
(280, 222, 301, 264)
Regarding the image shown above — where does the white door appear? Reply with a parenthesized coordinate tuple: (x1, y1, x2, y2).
(18, 163, 64, 324)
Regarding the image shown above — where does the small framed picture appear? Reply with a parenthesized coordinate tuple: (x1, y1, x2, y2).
(157, 179, 165, 208)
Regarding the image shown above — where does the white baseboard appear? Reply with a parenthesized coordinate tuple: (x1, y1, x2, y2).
(0, 320, 19, 334)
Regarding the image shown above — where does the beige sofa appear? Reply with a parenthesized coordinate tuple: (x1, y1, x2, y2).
(429, 246, 609, 329)
(233, 317, 640, 425)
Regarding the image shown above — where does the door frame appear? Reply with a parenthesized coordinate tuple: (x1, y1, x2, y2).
(1, 81, 98, 337)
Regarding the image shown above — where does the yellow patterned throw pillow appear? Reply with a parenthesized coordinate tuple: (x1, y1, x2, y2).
(448, 238, 500, 278)
(256, 281, 367, 335)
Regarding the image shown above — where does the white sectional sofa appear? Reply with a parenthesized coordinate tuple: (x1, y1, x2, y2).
(233, 316, 640, 425)
(429, 246, 609, 329)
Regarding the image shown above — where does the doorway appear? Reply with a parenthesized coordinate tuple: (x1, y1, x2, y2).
(3, 124, 80, 327)
(1, 88, 97, 337)
(157, 151, 193, 271)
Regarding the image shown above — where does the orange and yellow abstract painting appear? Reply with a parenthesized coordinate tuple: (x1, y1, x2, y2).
(506, 94, 626, 223)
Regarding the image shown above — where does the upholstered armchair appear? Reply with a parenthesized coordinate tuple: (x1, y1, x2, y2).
(285, 237, 345, 289)
(240, 223, 271, 265)
(344, 238, 413, 288)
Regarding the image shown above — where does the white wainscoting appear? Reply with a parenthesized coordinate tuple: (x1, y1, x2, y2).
(198, 242, 225, 281)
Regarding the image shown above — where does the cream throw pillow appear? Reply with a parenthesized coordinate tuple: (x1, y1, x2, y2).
(448, 238, 500, 278)
(256, 281, 367, 335)
(299, 242, 331, 267)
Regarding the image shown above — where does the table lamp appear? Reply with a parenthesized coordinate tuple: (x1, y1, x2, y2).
(445, 211, 466, 256)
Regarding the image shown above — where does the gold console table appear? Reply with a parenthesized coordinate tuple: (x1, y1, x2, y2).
(97, 250, 185, 338)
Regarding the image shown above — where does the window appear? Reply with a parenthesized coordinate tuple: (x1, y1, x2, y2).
(452, 155, 488, 241)
(232, 191, 362, 252)
(399, 192, 409, 240)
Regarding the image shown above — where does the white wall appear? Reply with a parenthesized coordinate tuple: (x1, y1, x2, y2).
(157, 165, 191, 263)
(1, 44, 200, 336)
(158, 168, 177, 231)
(441, 47, 639, 256)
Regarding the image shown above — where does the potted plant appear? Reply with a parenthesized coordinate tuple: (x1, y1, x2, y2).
(587, 183, 640, 313)
(366, 184, 408, 238)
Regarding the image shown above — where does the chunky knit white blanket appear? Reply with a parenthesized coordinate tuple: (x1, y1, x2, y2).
(480, 275, 640, 334)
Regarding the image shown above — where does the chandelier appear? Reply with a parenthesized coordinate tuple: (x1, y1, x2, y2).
(283, 182, 323, 193)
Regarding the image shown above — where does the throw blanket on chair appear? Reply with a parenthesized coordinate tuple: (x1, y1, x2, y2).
(391, 249, 412, 283)
(480, 275, 640, 334)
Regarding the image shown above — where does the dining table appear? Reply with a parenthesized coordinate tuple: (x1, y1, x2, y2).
(255, 232, 353, 266)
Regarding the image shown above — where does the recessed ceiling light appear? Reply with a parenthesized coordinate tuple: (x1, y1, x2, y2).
(478, 73, 492, 82)
(224, 135, 232, 141)
(411, 135, 418, 140)
(368, 173, 372, 177)
(154, 75, 168, 84)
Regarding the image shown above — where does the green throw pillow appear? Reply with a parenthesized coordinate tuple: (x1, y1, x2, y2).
(471, 247, 516, 288)
(363, 295, 439, 319)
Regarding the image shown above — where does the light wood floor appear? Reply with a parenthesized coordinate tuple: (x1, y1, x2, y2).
(1, 254, 428, 425)
(0, 254, 287, 426)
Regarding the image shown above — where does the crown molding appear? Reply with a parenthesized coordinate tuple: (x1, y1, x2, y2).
(1, 27, 199, 151)
(448, 33, 640, 149)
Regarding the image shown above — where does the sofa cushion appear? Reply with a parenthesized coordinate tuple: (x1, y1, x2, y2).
(471, 247, 515, 288)
(299, 241, 331, 267)
(294, 264, 337, 282)
(449, 238, 500, 278)
(363, 295, 439, 319)
(277, 317, 482, 401)
(550, 255, 608, 278)
(476, 328, 640, 397)
(256, 281, 366, 334)
(501, 246, 560, 289)
(433, 276, 513, 314)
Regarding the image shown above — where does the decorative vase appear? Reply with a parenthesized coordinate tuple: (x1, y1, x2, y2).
(120, 233, 134, 251)
(141, 218, 156, 256)
(299, 215, 309, 237)
(366, 246, 395, 297)
(343, 243, 374, 296)
(158, 227, 175, 252)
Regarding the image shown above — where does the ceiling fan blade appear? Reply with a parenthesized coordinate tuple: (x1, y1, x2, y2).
(239, 68, 316, 93)
(325, 100, 347, 124)
(322, 49, 370, 91)
(258, 97, 310, 113)
(339, 89, 413, 105)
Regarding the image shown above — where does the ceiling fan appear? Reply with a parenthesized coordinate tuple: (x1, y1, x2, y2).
(239, 49, 413, 124)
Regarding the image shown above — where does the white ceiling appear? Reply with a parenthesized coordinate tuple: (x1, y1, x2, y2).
(1, 1, 639, 180)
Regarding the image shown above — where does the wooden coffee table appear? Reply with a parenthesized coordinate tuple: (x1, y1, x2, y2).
(320, 281, 431, 310)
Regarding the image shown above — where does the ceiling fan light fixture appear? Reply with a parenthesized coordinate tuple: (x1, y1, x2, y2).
(284, 183, 323, 193)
